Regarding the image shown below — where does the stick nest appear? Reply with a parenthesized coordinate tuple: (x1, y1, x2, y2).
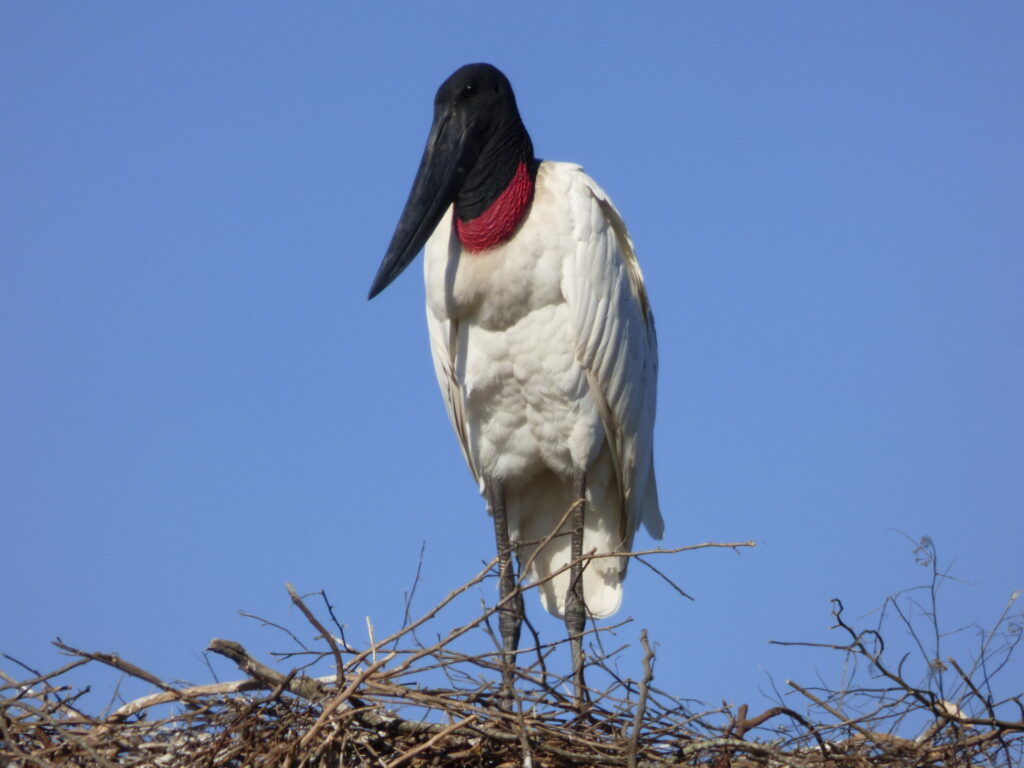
(3, 540, 1022, 767)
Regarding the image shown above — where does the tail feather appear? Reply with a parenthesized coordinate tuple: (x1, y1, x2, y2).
(506, 449, 635, 620)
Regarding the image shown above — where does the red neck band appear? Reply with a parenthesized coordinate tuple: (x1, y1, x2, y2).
(455, 162, 533, 252)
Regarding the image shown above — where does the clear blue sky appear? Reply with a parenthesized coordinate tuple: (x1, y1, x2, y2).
(3, 4, 1021, 715)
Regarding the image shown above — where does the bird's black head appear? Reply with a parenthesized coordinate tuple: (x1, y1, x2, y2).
(368, 63, 534, 299)
(436, 63, 517, 129)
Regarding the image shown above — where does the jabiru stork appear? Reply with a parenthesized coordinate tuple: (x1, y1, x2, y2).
(368, 63, 663, 706)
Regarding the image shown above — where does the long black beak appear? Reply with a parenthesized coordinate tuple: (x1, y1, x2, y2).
(368, 111, 471, 299)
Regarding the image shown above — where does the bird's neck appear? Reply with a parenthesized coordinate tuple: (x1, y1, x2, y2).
(455, 125, 537, 252)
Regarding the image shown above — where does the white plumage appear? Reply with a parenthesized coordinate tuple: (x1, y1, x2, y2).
(423, 161, 663, 619)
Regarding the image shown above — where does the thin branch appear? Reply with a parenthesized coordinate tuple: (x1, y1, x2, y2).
(286, 581, 345, 687)
(627, 630, 654, 768)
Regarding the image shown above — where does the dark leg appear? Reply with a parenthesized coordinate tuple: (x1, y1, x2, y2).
(565, 471, 588, 709)
(488, 480, 522, 705)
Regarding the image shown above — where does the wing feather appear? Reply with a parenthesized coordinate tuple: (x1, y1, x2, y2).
(426, 311, 481, 489)
(563, 170, 662, 543)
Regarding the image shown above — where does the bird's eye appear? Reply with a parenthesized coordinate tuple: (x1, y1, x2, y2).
(462, 80, 478, 97)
